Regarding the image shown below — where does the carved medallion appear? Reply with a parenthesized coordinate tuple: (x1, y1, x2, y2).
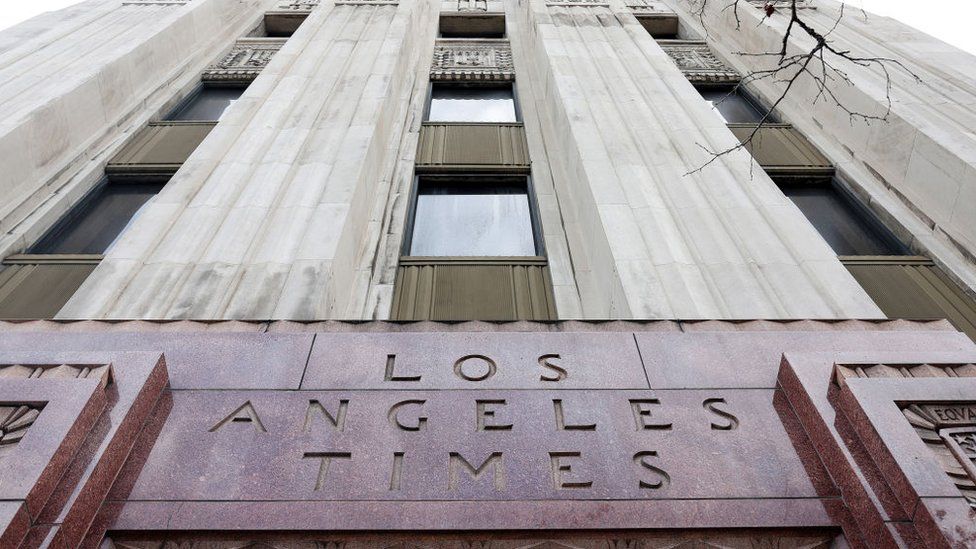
(431, 40, 515, 82)
(657, 40, 740, 84)
(903, 403, 976, 507)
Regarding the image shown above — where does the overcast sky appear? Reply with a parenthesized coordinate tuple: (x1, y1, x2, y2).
(0, 0, 973, 54)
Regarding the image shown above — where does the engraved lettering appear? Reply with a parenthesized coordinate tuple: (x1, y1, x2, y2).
(390, 451, 404, 491)
(553, 399, 596, 431)
(304, 399, 349, 432)
(549, 451, 592, 489)
(633, 450, 670, 489)
(539, 354, 568, 382)
(448, 452, 505, 491)
(385, 354, 421, 382)
(388, 399, 428, 431)
(629, 399, 673, 431)
(476, 399, 513, 431)
(703, 398, 739, 430)
(303, 452, 352, 490)
(209, 400, 267, 433)
(454, 355, 497, 382)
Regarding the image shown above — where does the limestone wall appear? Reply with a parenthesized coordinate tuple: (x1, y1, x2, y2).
(55, 0, 882, 320)
(668, 0, 976, 297)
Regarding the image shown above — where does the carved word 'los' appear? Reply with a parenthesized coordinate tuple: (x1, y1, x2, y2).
(385, 353, 568, 382)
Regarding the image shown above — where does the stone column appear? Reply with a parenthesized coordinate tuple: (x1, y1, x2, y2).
(666, 0, 976, 300)
(60, 0, 440, 319)
(511, 0, 882, 318)
(0, 0, 270, 254)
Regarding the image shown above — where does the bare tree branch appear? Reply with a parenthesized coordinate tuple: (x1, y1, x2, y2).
(683, 0, 923, 176)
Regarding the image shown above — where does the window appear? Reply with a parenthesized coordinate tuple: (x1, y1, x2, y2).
(31, 181, 162, 254)
(698, 88, 765, 124)
(782, 184, 902, 256)
(408, 178, 538, 257)
(166, 87, 244, 121)
(427, 84, 517, 123)
(439, 13, 506, 38)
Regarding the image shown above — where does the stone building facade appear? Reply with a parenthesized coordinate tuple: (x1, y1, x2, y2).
(1, 0, 976, 547)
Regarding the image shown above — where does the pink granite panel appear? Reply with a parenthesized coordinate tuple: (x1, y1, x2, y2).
(303, 332, 649, 390)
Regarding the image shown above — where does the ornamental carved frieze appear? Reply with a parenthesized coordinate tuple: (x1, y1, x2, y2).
(431, 40, 515, 82)
(545, 0, 611, 7)
(903, 403, 976, 507)
(658, 40, 740, 85)
(748, 0, 816, 10)
(121, 1, 189, 5)
(458, 0, 488, 11)
(107, 534, 836, 548)
(0, 405, 42, 464)
(0, 363, 110, 380)
(203, 39, 287, 84)
(274, 0, 319, 10)
(626, 0, 674, 15)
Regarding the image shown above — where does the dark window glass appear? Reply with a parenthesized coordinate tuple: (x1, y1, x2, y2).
(438, 14, 506, 38)
(410, 179, 536, 257)
(428, 85, 517, 123)
(31, 183, 162, 254)
(699, 89, 765, 123)
(782, 186, 900, 256)
(166, 87, 243, 121)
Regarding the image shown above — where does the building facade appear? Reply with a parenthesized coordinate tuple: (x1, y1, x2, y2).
(1, 0, 976, 546)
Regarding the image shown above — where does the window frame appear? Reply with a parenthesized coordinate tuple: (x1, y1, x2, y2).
(779, 177, 909, 256)
(695, 85, 772, 124)
(423, 81, 522, 124)
(401, 174, 546, 258)
(164, 83, 246, 122)
(29, 178, 163, 255)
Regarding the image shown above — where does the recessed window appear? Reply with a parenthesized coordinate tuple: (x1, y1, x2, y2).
(427, 84, 517, 123)
(166, 87, 244, 121)
(698, 88, 765, 123)
(31, 181, 162, 254)
(409, 178, 537, 257)
(439, 13, 506, 38)
(782, 184, 901, 256)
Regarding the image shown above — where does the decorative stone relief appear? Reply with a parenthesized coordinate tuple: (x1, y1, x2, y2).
(0, 363, 110, 380)
(107, 534, 837, 548)
(458, 0, 488, 11)
(903, 403, 976, 507)
(203, 39, 287, 84)
(626, 0, 674, 15)
(0, 405, 42, 463)
(748, 0, 816, 10)
(657, 40, 740, 84)
(545, 0, 610, 7)
(274, 0, 319, 10)
(835, 362, 976, 384)
(121, 1, 190, 5)
(430, 40, 515, 82)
